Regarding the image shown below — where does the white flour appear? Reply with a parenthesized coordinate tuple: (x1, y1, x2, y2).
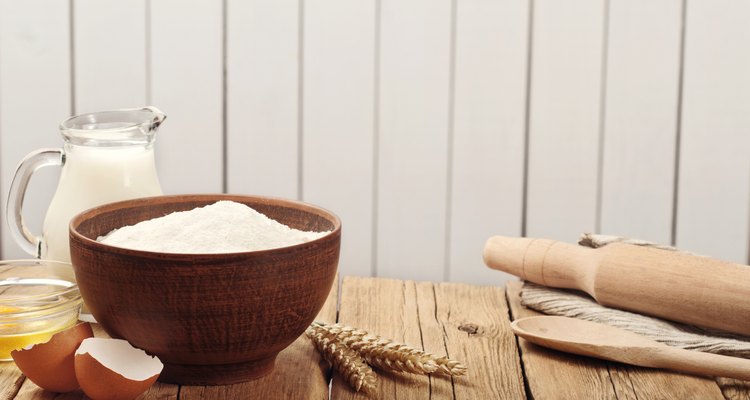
(99, 200, 330, 253)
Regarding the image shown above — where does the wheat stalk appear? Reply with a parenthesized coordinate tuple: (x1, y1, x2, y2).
(305, 325, 377, 395)
(313, 322, 468, 377)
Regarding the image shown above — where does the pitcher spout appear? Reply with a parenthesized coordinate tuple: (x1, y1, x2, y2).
(144, 106, 167, 130)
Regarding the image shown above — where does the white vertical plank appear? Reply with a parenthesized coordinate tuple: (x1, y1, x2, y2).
(377, 0, 452, 281)
(676, 0, 750, 263)
(448, 0, 528, 284)
(526, 0, 606, 241)
(150, 0, 223, 194)
(599, 0, 682, 244)
(303, 0, 375, 277)
(73, 0, 147, 112)
(226, 0, 299, 198)
(0, 1, 72, 259)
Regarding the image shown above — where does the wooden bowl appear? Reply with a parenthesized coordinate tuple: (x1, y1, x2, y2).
(68, 194, 340, 385)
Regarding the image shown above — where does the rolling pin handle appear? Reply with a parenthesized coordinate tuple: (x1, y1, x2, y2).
(483, 236, 534, 279)
(483, 236, 593, 291)
(483, 236, 558, 284)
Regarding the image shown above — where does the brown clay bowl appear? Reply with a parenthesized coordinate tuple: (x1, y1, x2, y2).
(68, 194, 340, 385)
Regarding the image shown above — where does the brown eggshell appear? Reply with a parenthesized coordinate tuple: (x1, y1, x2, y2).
(74, 338, 162, 400)
(11, 322, 94, 392)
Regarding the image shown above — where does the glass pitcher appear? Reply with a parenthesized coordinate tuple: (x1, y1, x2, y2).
(6, 107, 165, 282)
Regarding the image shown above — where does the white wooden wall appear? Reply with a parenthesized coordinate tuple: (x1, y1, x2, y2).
(1, 0, 749, 285)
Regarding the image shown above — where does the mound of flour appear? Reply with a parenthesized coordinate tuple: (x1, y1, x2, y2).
(99, 200, 330, 253)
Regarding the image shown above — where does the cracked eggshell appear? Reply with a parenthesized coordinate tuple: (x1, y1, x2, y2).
(74, 337, 163, 400)
(11, 323, 94, 393)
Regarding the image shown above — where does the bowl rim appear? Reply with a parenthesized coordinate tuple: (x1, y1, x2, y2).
(68, 193, 342, 259)
(0, 259, 82, 320)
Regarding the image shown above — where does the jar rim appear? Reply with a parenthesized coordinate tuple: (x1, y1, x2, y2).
(0, 259, 82, 320)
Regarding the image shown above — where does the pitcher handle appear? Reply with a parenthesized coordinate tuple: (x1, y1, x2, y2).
(6, 148, 64, 257)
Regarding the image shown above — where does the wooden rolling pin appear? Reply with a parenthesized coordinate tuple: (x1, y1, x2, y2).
(483, 236, 750, 336)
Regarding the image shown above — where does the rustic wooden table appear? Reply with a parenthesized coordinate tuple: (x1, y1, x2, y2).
(2, 277, 749, 399)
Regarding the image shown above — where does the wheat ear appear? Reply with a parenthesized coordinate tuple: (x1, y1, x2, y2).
(306, 325, 377, 395)
(314, 323, 467, 376)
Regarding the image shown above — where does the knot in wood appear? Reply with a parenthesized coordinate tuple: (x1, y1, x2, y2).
(458, 323, 482, 335)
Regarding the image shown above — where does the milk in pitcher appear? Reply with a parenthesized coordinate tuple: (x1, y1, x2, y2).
(43, 145, 162, 265)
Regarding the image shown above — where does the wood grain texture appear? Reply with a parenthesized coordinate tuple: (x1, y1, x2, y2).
(508, 281, 617, 400)
(0, 362, 24, 400)
(507, 281, 726, 400)
(17, 381, 176, 400)
(599, 0, 682, 244)
(139, 383, 179, 400)
(448, 0, 528, 285)
(16, 380, 84, 400)
(332, 277, 525, 399)
(150, 0, 223, 195)
(618, 366, 724, 400)
(429, 282, 526, 398)
(0, 0, 71, 260)
(5, 277, 742, 399)
(332, 277, 428, 399)
(525, 0, 605, 241)
(302, 0, 376, 278)
(716, 377, 750, 400)
(226, 0, 300, 199)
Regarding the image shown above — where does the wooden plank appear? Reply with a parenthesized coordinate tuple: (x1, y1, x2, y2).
(0, 362, 25, 400)
(140, 383, 178, 400)
(675, 0, 750, 263)
(599, 0, 682, 244)
(179, 274, 338, 399)
(425, 282, 526, 398)
(149, 0, 223, 194)
(525, 0, 605, 241)
(376, 0, 452, 281)
(619, 366, 724, 400)
(226, 0, 300, 199)
(507, 282, 617, 399)
(716, 377, 750, 400)
(73, 0, 147, 112)
(0, 0, 72, 260)
(448, 0, 528, 284)
(332, 277, 428, 399)
(333, 277, 524, 398)
(506, 281, 725, 399)
(414, 282, 454, 399)
(15, 380, 83, 399)
(302, 0, 375, 278)
(13, 377, 175, 400)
